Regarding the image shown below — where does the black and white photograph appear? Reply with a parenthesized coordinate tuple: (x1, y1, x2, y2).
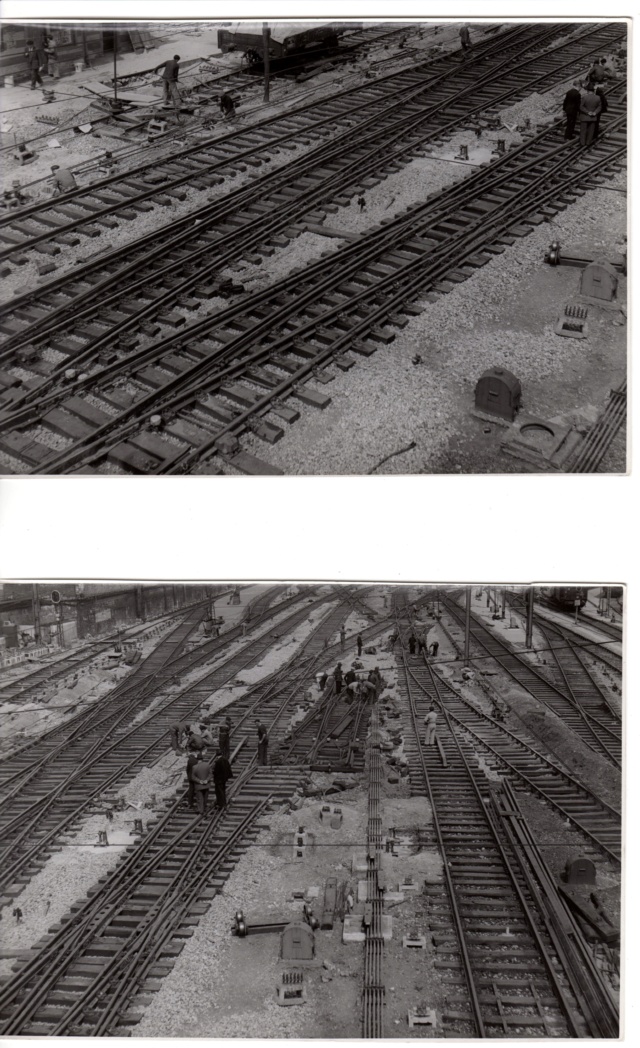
(0, 17, 628, 475)
(0, 581, 623, 1036)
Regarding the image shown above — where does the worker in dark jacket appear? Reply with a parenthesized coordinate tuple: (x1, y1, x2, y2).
(333, 663, 344, 695)
(344, 667, 357, 687)
(594, 86, 608, 138)
(459, 25, 472, 58)
(218, 715, 232, 759)
(579, 88, 602, 146)
(186, 746, 201, 810)
(25, 41, 43, 90)
(191, 755, 211, 815)
(219, 92, 236, 119)
(408, 633, 417, 655)
(212, 750, 233, 809)
(157, 54, 181, 107)
(562, 83, 582, 140)
(586, 58, 606, 90)
(255, 720, 269, 765)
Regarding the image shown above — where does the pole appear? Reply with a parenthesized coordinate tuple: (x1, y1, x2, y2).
(263, 22, 270, 103)
(525, 588, 534, 649)
(464, 588, 471, 665)
(32, 584, 41, 645)
(113, 29, 118, 107)
(501, 588, 507, 620)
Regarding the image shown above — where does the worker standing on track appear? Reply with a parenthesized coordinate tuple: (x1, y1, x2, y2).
(333, 663, 344, 695)
(157, 54, 181, 111)
(594, 85, 608, 138)
(357, 634, 363, 656)
(218, 715, 232, 759)
(24, 40, 43, 90)
(579, 87, 602, 147)
(459, 24, 472, 59)
(424, 707, 438, 746)
(191, 754, 211, 815)
(186, 743, 202, 810)
(408, 632, 417, 656)
(340, 626, 346, 652)
(562, 82, 582, 140)
(212, 749, 233, 809)
(256, 719, 269, 765)
(318, 671, 328, 691)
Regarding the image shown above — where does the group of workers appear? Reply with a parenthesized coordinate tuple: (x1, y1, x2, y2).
(319, 662, 383, 703)
(154, 54, 237, 120)
(171, 713, 270, 816)
(563, 58, 613, 146)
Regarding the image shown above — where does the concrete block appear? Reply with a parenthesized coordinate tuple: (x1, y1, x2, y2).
(351, 853, 368, 874)
(357, 880, 368, 903)
(408, 1008, 436, 1028)
(402, 933, 426, 949)
(342, 916, 365, 944)
(381, 916, 393, 942)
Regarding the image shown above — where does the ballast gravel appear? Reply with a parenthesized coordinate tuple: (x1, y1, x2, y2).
(238, 180, 626, 475)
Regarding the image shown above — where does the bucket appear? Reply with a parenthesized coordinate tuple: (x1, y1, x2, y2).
(74, 60, 84, 73)
(4, 75, 15, 88)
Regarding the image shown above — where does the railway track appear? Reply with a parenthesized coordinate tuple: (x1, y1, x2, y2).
(0, 26, 626, 474)
(440, 594, 623, 772)
(567, 379, 627, 473)
(0, 587, 335, 895)
(362, 705, 385, 1038)
(392, 602, 618, 1037)
(0, 587, 390, 1034)
(0, 23, 545, 267)
(509, 592, 623, 677)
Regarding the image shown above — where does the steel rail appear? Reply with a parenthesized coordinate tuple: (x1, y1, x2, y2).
(393, 598, 587, 1037)
(0, 28, 623, 400)
(0, 26, 585, 376)
(0, 24, 538, 256)
(441, 593, 624, 768)
(0, 590, 338, 892)
(26, 122, 627, 475)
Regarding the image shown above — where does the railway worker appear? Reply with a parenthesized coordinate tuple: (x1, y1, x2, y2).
(459, 24, 472, 58)
(318, 671, 328, 691)
(586, 58, 606, 90)
(579, 88, 602, 147)
(170, 723, 183, 753)
(212, 749, 233, 809)
(191, 755, 212, 815)
(424, 707, 438, 746)
(157, 54, 182, 108)
(333, 663, 344, 694)
(218, 716, 232, 759)
(185, 744, 201, 809)
(198, 722, 216, 749)
(594, 86, 608, 138)
(340, 625, 346, 651)
(429, 640, 440, 658)
(357, 634, 363, 656)
(347, 679, 361, 702)
(344, 666, 357, 687)
(408, 633, 417, 656)
(361, 679, 377, 704)
(24, 40, 43, 90)
(255, 720, 269, 765)
(562, 82, 582, 140)
(357, 196, 366, 212)
(186, 725, 206, 752)
(219, 92, 237, 120)
(50, 165, 77, 195)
